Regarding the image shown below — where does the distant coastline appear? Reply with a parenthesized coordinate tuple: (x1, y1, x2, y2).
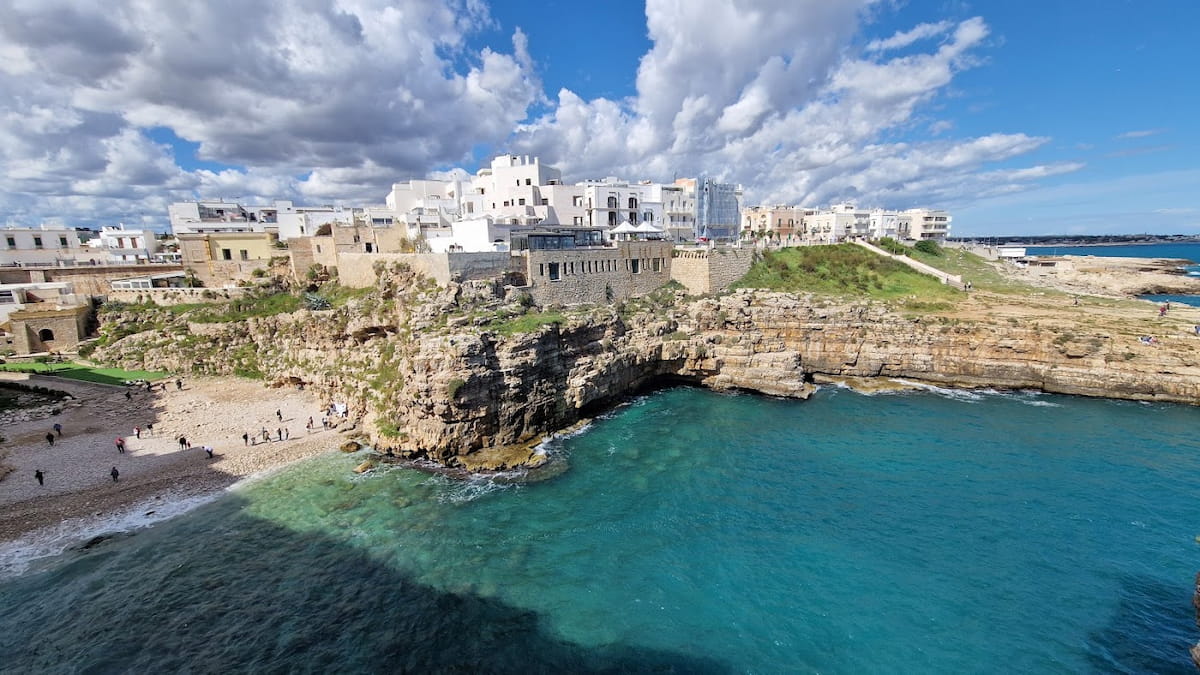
(951, 234, 1200, 247)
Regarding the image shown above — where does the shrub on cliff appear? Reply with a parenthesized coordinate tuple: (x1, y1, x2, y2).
(914, 240, 943, 256)
(877, 237, 910, 255)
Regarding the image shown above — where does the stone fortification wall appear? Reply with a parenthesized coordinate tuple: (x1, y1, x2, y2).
(194, 260, 273, 289)
(337, 252, 512, 288)
(670, 247, 755, 294)
(107, 287, 250, 306)
(524, 241, 673, 305)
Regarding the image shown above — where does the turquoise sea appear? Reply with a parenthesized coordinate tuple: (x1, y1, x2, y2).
(2, 385, 1199, 673)
(1027, 242, 1200, 280)
(1025, 242, 1200, 264)
(1025, 242, 1200, 307)
(1141, 294, 1200, 309)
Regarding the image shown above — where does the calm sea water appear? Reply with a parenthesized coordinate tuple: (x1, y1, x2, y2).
(1141, 294, 1200, 309)
(1025, 242, 1200, 263)
(2, 386, 1199, 673)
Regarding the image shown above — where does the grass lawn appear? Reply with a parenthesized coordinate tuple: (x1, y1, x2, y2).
(908, 246, 1064, 296)
(0, 362, 169, 385)
(486, 311, 566, 336)
(732, 244, 962, 302)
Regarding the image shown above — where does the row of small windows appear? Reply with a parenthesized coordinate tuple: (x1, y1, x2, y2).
(5, 236, 71, 249)
(537, 257, 665, 281)
(498, 198, 551, 207)
(605, 197, 639, 209)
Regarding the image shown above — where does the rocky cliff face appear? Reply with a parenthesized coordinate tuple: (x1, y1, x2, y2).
(94, 268, 1200, 470)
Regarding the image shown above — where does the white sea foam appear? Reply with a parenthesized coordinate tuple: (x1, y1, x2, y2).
(0, 491, 221, 580)
(888, 380, 986, 402)
(432, 474, 514, 504)
(1019, 398, 1063, 407)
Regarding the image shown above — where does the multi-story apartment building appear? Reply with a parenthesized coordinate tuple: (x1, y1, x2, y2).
(741, 206, 804, 240)
(660, 181, 696, 242)
(170, 199, 349, 241)
(902, 208, 952, 240)
(90, 224, 160, 263)
(867, 209, 900, 241)
(694, 177, 743, 241)
(800, 203, 869, 244)
(578, 178, 665, 231)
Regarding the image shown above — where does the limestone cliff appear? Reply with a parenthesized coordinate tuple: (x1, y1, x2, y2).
(93, 266, 1200, 470)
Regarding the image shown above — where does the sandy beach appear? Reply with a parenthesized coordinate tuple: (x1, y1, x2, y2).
(0, 373, 348, 544)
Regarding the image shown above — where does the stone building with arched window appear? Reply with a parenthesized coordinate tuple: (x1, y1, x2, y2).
(7, 304, 91, 355)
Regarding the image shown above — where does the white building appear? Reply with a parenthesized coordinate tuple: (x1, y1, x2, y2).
(801, 203, 869, 244)
(90, 224, 160, 263)
(168, 200, 265, 235)
(867, 209, 900, 240)
(659, 181, 696, 242)
(169, 199, 354, 241)
(578, 178, 665, 233)
(276, 202, 353, 240)
(0, 226, 89, 266)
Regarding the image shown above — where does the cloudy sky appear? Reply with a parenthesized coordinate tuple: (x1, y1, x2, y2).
(1, 0, 1196, 236)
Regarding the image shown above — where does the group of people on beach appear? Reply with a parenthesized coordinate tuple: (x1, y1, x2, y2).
(29, 378, 343, 490)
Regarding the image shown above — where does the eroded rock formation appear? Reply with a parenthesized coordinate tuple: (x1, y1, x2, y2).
(93, 265, 1200, 470)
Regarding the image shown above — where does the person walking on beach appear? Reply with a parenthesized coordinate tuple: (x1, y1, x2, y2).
(134, 425, 141, 439)
(175, 378, 183, 391)
(115, 437, 126, 453)
(243, 432, 250, 446)
(276, 409, 283, 422)
(53, 422, 62, 438)
(146, 423, 154, 436)
(276, 428, 283, 442)
(284, 428, 289, 441)
(306, 416, 313, 432)
(261, 428, 269, 443)
(1160, 304, 1168, 317)
(110, 466, 120, 482)
(178, 436, 189, 451)
(204, 446, 214, 459)
(45, 432, 55, 447)
(35, 470, 44, 486)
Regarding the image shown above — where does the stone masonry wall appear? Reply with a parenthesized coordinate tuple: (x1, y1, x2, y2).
(10, 305, 90, 354)
(670, 247, 756, 294)
(337, 252, 512, 288)
(108, 287, 250, 305)
(524, 241, 673, 305)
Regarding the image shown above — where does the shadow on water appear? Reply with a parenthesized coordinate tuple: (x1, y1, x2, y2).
(0, 494, 731, 674)
(1085, 573, 1196, 674)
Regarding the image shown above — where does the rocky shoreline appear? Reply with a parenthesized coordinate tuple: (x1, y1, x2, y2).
(84, 260, 1200, 474)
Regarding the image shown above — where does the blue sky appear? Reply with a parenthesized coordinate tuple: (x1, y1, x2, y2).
(0, 0, 1196, 236)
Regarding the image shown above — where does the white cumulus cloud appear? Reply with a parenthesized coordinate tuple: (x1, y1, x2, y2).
(0, 0, 1075, 229)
